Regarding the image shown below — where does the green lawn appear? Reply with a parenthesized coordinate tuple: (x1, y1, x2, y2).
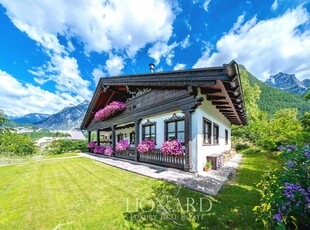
(0, 153, 279, 229)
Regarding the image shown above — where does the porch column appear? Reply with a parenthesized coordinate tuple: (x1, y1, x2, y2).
(112, 125, 116, 157)
(96, 130, 100, 146)
(134, 119, 142, 161)
(183, 109, 193, 172)
(88, 131, 91, 152)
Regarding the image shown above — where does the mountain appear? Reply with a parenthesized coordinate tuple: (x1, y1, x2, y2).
(12, 113, 50, 124)
(241, 67, 310, 118)
(302, 79, 310, 88)
(265, 72, 308, 94)
(35, 100, 89, 130)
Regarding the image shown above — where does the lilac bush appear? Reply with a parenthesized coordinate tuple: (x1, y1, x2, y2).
(94, 101, 126, 121)
(104, 147, 113, 156)
(160, 140, 184, 156)
(116, 139, 130, 151)
(87, 141, 96, 149)
(94, 145, 106, 155)
(253, 144, 310, 229)
(137, 139, 156, 153)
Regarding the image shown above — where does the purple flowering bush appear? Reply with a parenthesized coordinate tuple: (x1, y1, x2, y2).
(160, 140, 184, 156)
(104, 147, 113, 156)
(116, 139, 130, 151)
(94, 145, 106, 155)
(87, 141, 96, 149)
(94, 101, 126, 121)
(253, 144, 310, 229)
(137, 139, 156, 153)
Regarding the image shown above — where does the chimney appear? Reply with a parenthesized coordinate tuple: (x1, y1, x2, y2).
(149, 63, 155, 73)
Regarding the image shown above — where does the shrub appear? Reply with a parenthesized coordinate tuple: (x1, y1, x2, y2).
(160, 140, 184, 156)
(116, 139, 130, 151)
(242, 147, 261, 154)
(253, 145, 310, 229)
(46, 139, 88, 155)
(137, 139, 156, 153)
(0, 132, 35, 156)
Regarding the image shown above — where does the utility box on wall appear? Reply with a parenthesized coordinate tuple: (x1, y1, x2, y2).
(207, 153, 224, 170)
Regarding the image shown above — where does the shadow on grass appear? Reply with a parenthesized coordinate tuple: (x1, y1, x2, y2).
(123, 154, 267, 229)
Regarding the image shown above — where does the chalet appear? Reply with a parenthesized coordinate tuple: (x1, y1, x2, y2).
(81, 60, 246, 173)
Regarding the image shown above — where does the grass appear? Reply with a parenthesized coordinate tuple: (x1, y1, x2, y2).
(0, 152, 280, 229)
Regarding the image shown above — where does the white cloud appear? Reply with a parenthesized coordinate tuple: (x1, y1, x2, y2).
(193, 6, 310, 81)
(0, 70, 79, 116)
(180, 35, 191, 49)
(92, 67, 105, 85)
(105, 55, 124, 76)
(0, 0, 175, 56)
(148, 42, 178, 65)
(203, 0, 211, 12)
(173, 63, 186, 70)
(271, 0, 278, 11)
(193, 0, 211, 12)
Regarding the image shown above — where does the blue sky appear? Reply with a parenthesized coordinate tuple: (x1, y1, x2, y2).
(0, 0, 309, 116)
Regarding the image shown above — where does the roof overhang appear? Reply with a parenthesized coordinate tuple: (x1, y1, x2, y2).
(81, 60, 247, 130)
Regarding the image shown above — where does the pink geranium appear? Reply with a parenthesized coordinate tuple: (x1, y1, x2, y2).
(137, 139, 156, 153)
(116, 139, 130, 151)
(160, 140, 184, 156)
(94, 145, 106, 155)
(95, 101, 126, 121)
(104, 147, 114, 156)
(87, 141, 96, 149)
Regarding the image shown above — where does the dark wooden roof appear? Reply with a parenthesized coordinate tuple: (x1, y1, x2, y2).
(81, 60, 247, 130)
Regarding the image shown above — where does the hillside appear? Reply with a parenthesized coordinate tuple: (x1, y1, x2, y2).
(12, 113, 50, 124)
(241, 67, 310, 117)
(35, 101, 89, 130)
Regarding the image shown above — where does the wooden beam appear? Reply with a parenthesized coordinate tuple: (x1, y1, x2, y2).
(212, 101, 229, 105)
(207, 95, 226, 101)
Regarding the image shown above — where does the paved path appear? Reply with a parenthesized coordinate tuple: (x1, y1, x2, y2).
(78, 152, 242, 196)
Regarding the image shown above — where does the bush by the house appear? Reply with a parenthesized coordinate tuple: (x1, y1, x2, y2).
(104, 147, 113, 156)
(253, 145, 310, 229)
(46, 139, 88, 154)
(0, 132, 35, 156)
(87, 141, 96, 149)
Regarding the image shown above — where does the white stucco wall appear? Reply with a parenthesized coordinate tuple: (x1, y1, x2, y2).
(140, 111, 184, 148)
(192, 90, 232, 173)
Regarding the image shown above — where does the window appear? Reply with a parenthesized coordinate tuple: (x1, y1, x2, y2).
(142, 123, 156, 142)
(117, 133, 124, 142)
(203, 118, 212, 144)
(225, 129, 229, 145)
(165, 120, 185, 144)
(213, 124, 219, 145)
(130, 132, 135, 144)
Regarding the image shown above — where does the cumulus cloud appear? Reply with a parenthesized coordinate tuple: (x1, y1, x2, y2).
(271, 0, 278, 11)
(0, 70, 79, 116)
(180, 35, 191, 49)
(193, 6, 310, 80)
(173, 63, 186, 70)
(193, 0, 211, 12)
(148, 42, 178, 65)
(92, 67, 105, 85)
(105, 55, 124, 76)
(0, 0, 175, 56)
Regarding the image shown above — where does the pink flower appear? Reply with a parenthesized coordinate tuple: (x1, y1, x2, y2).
(116, 139, 130, 151)
(94, 145, 106, 155)
(95, 101, 126, 121)
(87, 141, 96, 149)
(104, 147, 114, 156)
(160, 140, 184, 156)
(137, 139, 156, 153)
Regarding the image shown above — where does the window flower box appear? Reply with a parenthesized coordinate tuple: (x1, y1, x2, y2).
(94, 101, 126, 121)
